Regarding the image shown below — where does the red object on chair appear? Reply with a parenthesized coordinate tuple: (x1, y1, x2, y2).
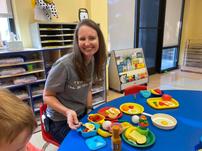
(124, 85, 147, 96)
(40, 104, 59, 150)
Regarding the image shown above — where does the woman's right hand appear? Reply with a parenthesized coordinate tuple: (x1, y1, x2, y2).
(66, 110, 82, 129)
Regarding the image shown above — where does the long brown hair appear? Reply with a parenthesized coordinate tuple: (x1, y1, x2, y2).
(0, 88, 37, 144)
(73, 19, 107, 82)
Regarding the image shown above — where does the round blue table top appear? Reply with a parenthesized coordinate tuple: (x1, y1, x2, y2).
(58, 90, 202, 151)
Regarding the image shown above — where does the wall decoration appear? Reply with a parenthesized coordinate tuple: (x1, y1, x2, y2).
(79, 8, 89, 21)
(35, 0, 58, 21)
(32, 0, 36, 8)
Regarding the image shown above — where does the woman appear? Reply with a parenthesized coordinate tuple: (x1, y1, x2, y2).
(43, 19, 107, 144)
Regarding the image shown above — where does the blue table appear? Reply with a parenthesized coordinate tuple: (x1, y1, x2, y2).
(58, 90, 202, 151)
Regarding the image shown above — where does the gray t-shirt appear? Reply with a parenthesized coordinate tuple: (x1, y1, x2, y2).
(45, 53, 94, 121)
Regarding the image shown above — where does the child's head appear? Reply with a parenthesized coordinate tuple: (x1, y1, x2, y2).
(0, 88, 37, 151)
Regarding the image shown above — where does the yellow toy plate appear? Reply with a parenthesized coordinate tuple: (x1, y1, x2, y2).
(147, 97, 179, 109)
(120, 103, 144, 115)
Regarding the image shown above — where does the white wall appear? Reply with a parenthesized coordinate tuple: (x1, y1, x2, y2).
(108, 0, 135, 51)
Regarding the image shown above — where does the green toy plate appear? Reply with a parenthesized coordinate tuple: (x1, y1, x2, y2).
(122, 128, 155, 148)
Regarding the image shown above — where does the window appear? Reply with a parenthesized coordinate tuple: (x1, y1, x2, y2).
(0, 18, 10, 40)
(0, 0, 15, 41)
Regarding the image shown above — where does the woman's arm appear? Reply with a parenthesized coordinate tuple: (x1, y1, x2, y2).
(43, 89, 81, 129)
(43, 89, 69, 116)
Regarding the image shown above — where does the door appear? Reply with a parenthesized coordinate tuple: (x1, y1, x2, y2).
(135, 0, 166, 74)
(161, 0, 184, 72)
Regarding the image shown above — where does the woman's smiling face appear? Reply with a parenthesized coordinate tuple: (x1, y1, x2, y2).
(78, 25, 99, 61)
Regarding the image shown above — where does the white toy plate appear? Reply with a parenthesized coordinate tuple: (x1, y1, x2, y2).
(151, 113, 177, 130)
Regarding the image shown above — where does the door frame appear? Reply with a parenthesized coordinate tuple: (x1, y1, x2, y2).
(160, 0, 185, 72)
(135, 0, 185, 74)
(135, 0, 166, 74)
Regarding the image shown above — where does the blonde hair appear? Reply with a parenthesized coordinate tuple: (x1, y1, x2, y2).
(0, 88, 37, 144)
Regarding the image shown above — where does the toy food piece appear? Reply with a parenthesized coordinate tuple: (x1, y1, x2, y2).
(98, 107, 123, 121)
(123, 126, 155, 147)
(125, 127, 147, 145)
(131, 115, 140, 124)
(124, 126, 134, 138)
(102, 121, 112, 131)
(121, 105, 129, 111)
(154, 89, 162, 94)
(136, 115, 149, 136)
(77, 122, 100, 138)
(97, 128, 112, 137)
(110, 122, 123, 134)
(138, 115, 149, 128)
(159, 101, 168, 106)
(88, 114, 105, 124)
(105, 107, 120, 119)
(129, 130, 147, 144)
(111, 125, 122, 151)
(153, 101, 158, 107)
(83, 123, 95, 132)
(162, 94, 172, 101)
(151, 89, 163, 96)
(121, 122, 133, 130)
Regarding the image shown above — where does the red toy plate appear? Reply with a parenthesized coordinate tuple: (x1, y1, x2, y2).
(98, 106, 123, 121)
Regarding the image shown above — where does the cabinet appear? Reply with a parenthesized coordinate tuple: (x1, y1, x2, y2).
(92, 79, 106, 108)
(0, 48, 106, 118)
(0, 49, 46, 120)
(109, 48, 149, 92)
(181, 39, 202, 73)
(30, 22, 77, 49)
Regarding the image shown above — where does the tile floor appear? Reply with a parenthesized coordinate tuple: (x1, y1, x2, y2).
(30, 69, 202, 151)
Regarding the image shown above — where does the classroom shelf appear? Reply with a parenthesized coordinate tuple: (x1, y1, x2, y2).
(0, 47, 106, 117)
(109, 48, 148, 91)
(31, 22, 77, 49)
